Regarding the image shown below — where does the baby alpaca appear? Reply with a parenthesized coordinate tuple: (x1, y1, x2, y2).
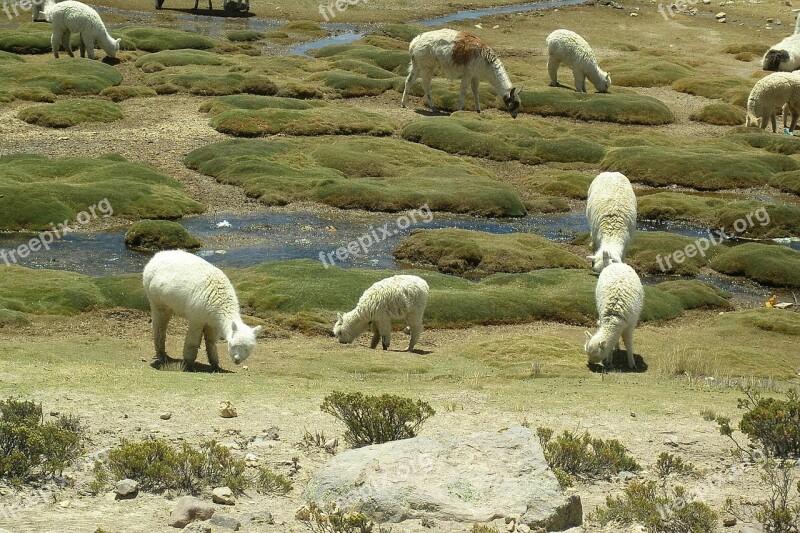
(333, 275, 429, 352)
(546, 29, 611, 93)
(584, 262, 643, 370)
(46, 0, 120, 60)
(143, 250, 262, 371)
(586, 171, 637, 273)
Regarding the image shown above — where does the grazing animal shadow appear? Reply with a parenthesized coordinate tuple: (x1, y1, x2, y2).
(157, 8, 253, 17)
(587, 351, 647, 374)
(150, 356, 233, 373)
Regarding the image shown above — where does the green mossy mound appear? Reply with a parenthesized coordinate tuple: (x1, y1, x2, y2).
(209, 105, 394, 137)
(116, 27, 215, 52)
(135, 50, 228, 68)
(0, 308, 29, 326)
(518, 170, 593, 200)
(314, 44, 409, 73)
(184, 138, 525, 216)
(654, 280, 733, 310)
(0, 266, 108, 316)
(100, 85, 158, 102)
(0, 24, 79, 54)
(401, 115, 605, 164)
(371, 24, 423, 43)
(602, 146, 797, 190)
(393, 228, 586, 276)
(638, 192, 800, 239)
(607, 60, 694, 88)
(726, 130, 800, 155)
(710, 243, 800, 287)
(519, 88, 675, 125)
(0, 154, 203, 230)
(226, 30, 264, 42)
(199, 94, 325, 115)
(771, 170, 800, 195)
(525, 196, 570, 214)
(143, 70, 277, 96)
(672, 76, 751, 107)
(627, 231, 719, 276)
(311, 70, 400, 98)
(0, 57, 122, 105)
(124, 220, 202, 252)
(0, 50, 24, 63)
(690, 103, 744, 126)
(18, 100, 124, 128)
(714, 308, 800, 336)
(282, 20, 325, 33)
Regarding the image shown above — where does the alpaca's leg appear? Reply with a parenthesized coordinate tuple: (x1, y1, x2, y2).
(79, 34, 88, 58)
(471, 77, 481, 113)
(547, 58, 560, 87)
(406, 313, 423, 352)
(150, 305, 173, 363)
(376, 319, 392, 350)
(369, 322, 380, 349)
(401, 63, 419, 108)
(457, 77, 469, 111)
(771, 112, 778, 133)
(182, 322, 203, 370)
(204, 326, 220, 371)
(623, 324, 636, 369)
(62, 32, 74, 58)
(421, 72, 434, 111)
(83, 33, 95, 60)
(51, 31, 62, 58)
(194, 0, 200, 8)
(573, 69, 586, 93)
(208, 0, 212, 9)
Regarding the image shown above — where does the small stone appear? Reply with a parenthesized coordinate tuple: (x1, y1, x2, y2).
(245, 453, 260, 467)
(49, 411, 59, 417)
(184, 522, 211, 533)
(168, 496, 215, 528)
(114, 479, 138, 499)
(219, 401, 238, 418)
(517, 525, 531, 533)
(324, 437, 339, 452)
(719, 17, 727, 22)
(630, 412, 636, 418)
(618, 471, 637, 480)
(723, 517, 737, 527)
(241, 511, 274, 525)
(264, 426, 280, 440)
(212, 487, 235, 506)
(210, 516, 241, 531)
(767, 17, 773, 22)
(160, 412, 172, 420)
(716, 11, 726, 17)
(629, 12, 638, 16)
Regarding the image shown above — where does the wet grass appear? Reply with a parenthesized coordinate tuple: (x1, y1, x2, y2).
(710, 243, 800, 287)
(0, 153, 203, 230)
(690, 103, 744, 126)
(0, 57, 122, 105)
(184, 137, 526, 216)
(393, 228, 587, 276)
(116, 26, 214, 52)
(18, 100, 124, 128)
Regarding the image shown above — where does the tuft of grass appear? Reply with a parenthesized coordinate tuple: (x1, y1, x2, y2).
(226, 30, 264, 42)
(0, 24, 79, 54)
(519, 88, 675, 125)
(18, 100, 124, 128)
(602, 147, 797, 190)
(184, 137, 526, 216)
(282, 20, 325, 33)
(771, 170, 800, 196)
(295, 502, 376, 533)
(393, 228, 586, 276)
(654, 280, 732, 310)
(144, 70, 277, 96)
(537, 427, 640, 482)
(515, 170, 593, 200)
(606, 59, 694, 88)
(0, 57, 122, 104)
(124, 220, 202, 252)
(320, 390, 434, 447)
(690, 103, 745, 126)
(135, 49, 227, 69)
(655, 452, 696, 478)
(311, 70, 400, 98)
(314, 43, 409, 73)
(710, 243, 800, 287)
(727, 130, 800, 155)
(255, 467, 293, 495)
(116, 26, 214, 52)
(672, 75, 751, 107)
(200, 94, 324, 115)
(724, 42, 770, 55)
(100, 85, 158, 102)
(0, 153, 203, 230)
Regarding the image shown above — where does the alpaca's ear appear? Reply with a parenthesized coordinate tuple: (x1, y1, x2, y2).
(599, 340, 606, 350)
(585, 331, 592, 340)
(603, 250, 611, 262)
(253, 325, 263, 336)
(336, 312, 343, 321)
(509, 87, 516, 98)
(231, 322, 238, 333)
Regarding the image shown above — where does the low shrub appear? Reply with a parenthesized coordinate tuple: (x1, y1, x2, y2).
(655, 452, 696, 479)
(255, 467, 293, 495)
(295, 502, 376, 533)
(100, 85, 158, 102)
(320, 391, 435, 448)
(536, 427, 640, 483)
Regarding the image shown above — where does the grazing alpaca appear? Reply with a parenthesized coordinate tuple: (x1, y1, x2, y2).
(401, 29, 521, 118)
(746, 72, 800, 132)
(546, 29, 611, 93)
(586, 172, 637, 273)
(143, 250, 263, 371)
(334, 275, 429, 352)
(45, 1, 120, 60)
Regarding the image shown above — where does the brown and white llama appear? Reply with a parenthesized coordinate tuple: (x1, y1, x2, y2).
(401, 29, 521, 118)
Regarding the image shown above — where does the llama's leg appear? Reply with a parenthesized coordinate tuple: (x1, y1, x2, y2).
(421, 72, 434, 111)
(204, 326, 220, 371)
(623, 324, 636, 369)
(376, 319, 392, 350)
(406, 312, 423, 352)
(51, 31, 62, 58)
(458, 77, 469, 111)
(182, 322, 203, 371)
(208, 0, 212, 9)
(771, 112, 778, 133)
(573, 69, 586, 93)
(471, 77, 481, 113)
(80, 34, 89, 58)
(401, 63, 419, 108)
(62, 32, 74, 58)
(547, 58, 560, 87)
(369, 323, 380, 349)
(791, 107, 799, 130)
(150, 305, 173, 363)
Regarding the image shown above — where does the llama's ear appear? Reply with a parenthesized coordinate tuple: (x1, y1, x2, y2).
(585, 331, 592, 340)
(253, 325, 263, 336)
(336, 312, 343, 321)
(231, 322, 238, 333)
(603, 250, 611, 262)
(509, 87, 517, 98)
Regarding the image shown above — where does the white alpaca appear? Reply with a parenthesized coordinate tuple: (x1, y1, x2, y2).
(746, 72, 800, 132)
(32, 0, 65, 22)
(584, 262, 643, 370)
(45, 0, 120, 60)
(401, 29, 521, 118)
(546, 29, 611, 93)
(333, 275, 429, 352)
(586, 172, 637, 273)
(762, 32, 800, 72)
(142, 250, 263, 371)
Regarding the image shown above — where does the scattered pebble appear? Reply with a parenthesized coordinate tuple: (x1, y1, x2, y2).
(723, 516, 737, 527)
(114, 479, 139, 500)
(212, 486, 235, 506)
(160, 412, 172, 420)
(219, 401, 238, 418)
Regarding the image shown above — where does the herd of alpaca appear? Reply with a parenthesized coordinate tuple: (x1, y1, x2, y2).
(753, 12, 800, 131)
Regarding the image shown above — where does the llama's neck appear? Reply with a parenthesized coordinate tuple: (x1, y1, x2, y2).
(597, 239, 626, 261)
(584, 61, 608, 91)
(597, 316, 624, 358)
(342, 309, 370, 339)
(97, 31, 117, 56)
(483, 58, 513, 99)
(221, 314, 245, 341)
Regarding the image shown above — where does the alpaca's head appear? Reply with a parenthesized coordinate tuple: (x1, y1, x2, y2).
(763, 49, 789, 71)
(333, 312, 357, 344)
(597, 72, 612, 93)
(108, 38, 121, 59)
(586, 250, 619, 273)
(227, 322, 262, 364)
(503, 87, 521, 118)
(584, 330, 612, 365)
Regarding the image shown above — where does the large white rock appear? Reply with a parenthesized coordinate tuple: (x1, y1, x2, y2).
(304, 426, 582, 530)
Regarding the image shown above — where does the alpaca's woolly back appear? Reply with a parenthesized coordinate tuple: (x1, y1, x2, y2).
(762, 34, 800, 71)
(587, 172, 636, 246)
(546, 29, 609, 90)
(595, 263, 643, 323)
(349, 275, 429, 323)
(747, 72, 800, 123)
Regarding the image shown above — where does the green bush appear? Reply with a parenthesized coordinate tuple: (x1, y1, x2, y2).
(738, 389, 800, 457)
(295, 502, 376, 533)
(255, 467, 292, 495)
(592, 481, 718, 532)
(18, 100, 124, 128)
(106, 438, 248, 494)
(755, 458, 800, 532)
(655, 452, 696, 478)
(0, 398, 83, 483)
(124, 220, 202, 252)
(321, 391, 435, 448)
(536, 427, 640, 483)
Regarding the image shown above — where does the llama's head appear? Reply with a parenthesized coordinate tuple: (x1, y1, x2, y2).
(597, 72, 612, 93)
(227, 322, 263, 365)
(586, 250, 619, 273)
(584, 330, 611, 365)
(503, 87, 521, 118)
(763, 49, 789, 71)
(333, 312, 356, 344)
